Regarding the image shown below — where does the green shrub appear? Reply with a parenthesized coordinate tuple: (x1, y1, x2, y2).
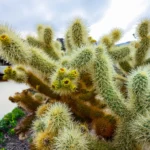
(8, 128, 15, 135)
(0, 107, 25, 133)
(11, 107, 25, 119)
(0, 132, 5, 144)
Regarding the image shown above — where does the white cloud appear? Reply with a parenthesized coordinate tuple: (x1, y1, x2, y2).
(69, 9, 87, 19)
(45, 14, 53, 21)
(19, 30, 36, 39)
(29, 1, 54, 22)
(56, 0, 71, 2)
(61, 9, 88, 27)
(89, 0, 149, 42)
(118, 25, 136, 44)
(56, 28, 66, 38)
(4, 0, 149, 42)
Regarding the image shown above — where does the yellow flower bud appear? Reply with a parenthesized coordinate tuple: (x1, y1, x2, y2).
(0, 34, 10, 43)
(51, 80, 59, 90)
(68, 70, 78, 79)
(61, 78, 71, 88)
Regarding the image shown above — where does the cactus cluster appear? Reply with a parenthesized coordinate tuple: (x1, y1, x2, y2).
(30, 102, 113, 150)
(1, 18, 150, 150)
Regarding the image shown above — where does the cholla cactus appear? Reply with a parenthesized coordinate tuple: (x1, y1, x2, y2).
(31, 102, 113, 150)
(1, 18, 150, 150)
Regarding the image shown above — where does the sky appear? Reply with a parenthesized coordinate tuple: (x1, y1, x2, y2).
(0, 0, 150, 43)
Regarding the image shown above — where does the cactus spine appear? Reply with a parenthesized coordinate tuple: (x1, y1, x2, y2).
(1, 18, 150, 150)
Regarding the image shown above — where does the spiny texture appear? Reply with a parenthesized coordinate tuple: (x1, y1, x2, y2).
(30, 47, 57, 75)
(69, 47, 94, 69)
(33, 130, 54, 150)
(44, 102, 72, 132)
(54, 126, 89, 150)
(127, 67, 150, 115)
(70, 18, 88, 48)
(129, 111, 150, 145)
(108, 46, 130, 62)
(135, 19, 150, 66)
(50, 68, 79, 95)
(32, 102, 113, 150)
(1, 18, 150, 150)
(27, 25, 61, 60)
(0, 33, 31, 64)
(3, 66, 27, 82)
(64, 29, 73, 53)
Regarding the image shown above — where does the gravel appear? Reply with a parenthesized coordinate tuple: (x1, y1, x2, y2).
(0, 133, 29, 150)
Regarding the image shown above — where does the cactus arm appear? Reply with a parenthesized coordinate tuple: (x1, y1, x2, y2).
(108, 46, 130, 62)
(69, 47, 94, 69)
(4, 65, 60, 99)
(9, 89, 42, 112)
(65, 29, 73, 53)
(135, 19, 150, 66)
(135, 37, 150, 66)
(88, 136, 114, 150)
(143, 57, 150, 65)
(114, 74, 127, 82)
(63, 97, 105, 121)
(119, 61, 132, 73)
(27, 36, 43, 48)
(43, 27, 53, 45)
(100, 35, 112, 49)
(0, 33, 58, 76)
(3, 66, 28, 83)
(30, 47, 58, 75)
(70, 18, 88, 48)
(42, 26, 61, 59)
(110, 28, 122, 43)
(42, 44, 61, 60)
(54, 126, 89, 150)
(0, 34, 31, 65)
(40, 26, 61, 60)
(93, 47, 130, 117)
(127, 68, 150, 115)
(137, 19, 149, 38)
(129, 111, 150, 146)
(27, 71, 60, 99)
(27, 26, 61, 60)
(27, 37, 61, 60)
(113, 121, 137, 150)
(9, 90, 44, 135)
